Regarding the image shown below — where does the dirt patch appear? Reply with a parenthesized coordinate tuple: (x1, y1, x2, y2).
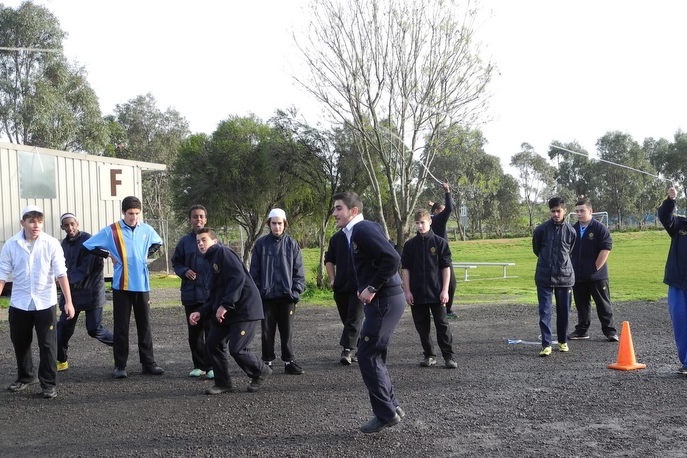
(1, 290, 686, 457)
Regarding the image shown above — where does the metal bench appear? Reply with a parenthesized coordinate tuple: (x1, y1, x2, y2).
(452, 262, 516, 281)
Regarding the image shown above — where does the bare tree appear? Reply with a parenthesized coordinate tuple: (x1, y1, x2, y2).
(510, 143, 556, 232)
(296, 0, 492, 243)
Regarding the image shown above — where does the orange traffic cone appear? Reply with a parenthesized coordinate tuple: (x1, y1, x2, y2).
(608, 321, 646, 371)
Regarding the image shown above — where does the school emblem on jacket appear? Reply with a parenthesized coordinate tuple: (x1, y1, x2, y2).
(213, 263, 220, 273)
(587, 232, 594, 240)
(351, 241, 359, 254)
(430, 246, 437, 255)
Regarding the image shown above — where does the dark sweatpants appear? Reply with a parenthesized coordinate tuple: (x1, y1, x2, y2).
(9, 306, 57, 389)
(410, 302, 454, 359)
(57, 305, 113, 362)
(112, 290, 156, 369)
(206, 319, 265, 388)
(334, 291, 364, 350)
(573, 279, 616, 336)
(261, 299, 296, 362)
(183, 301, 211, 371)
(357, 291, 405, 423)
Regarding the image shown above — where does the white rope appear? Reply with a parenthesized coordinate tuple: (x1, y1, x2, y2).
(0, 46, 61, 53)
(418, 160, 444, 185)
(550, 144, 670, 182)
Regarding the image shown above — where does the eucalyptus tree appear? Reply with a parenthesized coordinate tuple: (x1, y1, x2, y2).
(297, 0, 493, 244)
(548, 141, 594, 200)
(647, 132, 687, 202)
(510, 143, 556, 231)
(595, 132, 659, 229)
(106, 93, 190, 269)
(172, 115, 306, 263)
(0, 1, 107, 152)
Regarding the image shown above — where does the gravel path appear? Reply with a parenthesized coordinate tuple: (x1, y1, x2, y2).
(1, 290, 685, 457)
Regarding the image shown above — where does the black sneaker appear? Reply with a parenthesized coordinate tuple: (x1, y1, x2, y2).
(340, 349, 352, 365)
(7, 379, 38, 392)
(205, 384, 238, 395)
(285, 361, 304, 375)
(677, 366, 687, 375)
(248, 365, 273, 392)
(606, 334, 619, 342)
(142, 365, 164, 375)
(42, 387, 57, 399)
(112, 367, 128, 379)
(360, 414, 402, 433)
(568, 332, 590, 340)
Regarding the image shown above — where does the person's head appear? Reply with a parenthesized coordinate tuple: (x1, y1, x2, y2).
(196, 227, 218, 254)
(188, 204, 207, 233)
(121, 196, 142, 226)
(574, 197, 593, 224)
(266, 208, 287, 236)
(431, 202, 445, 215)
(332, 191, 363, 229)
(60, 212, 80, 238)
(414, 209, 432, 234)
(20, 205, 44, 241)
(548, 197, 567, 223)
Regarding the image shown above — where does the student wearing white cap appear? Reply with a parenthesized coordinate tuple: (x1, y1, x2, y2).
(250, 208, 306, 375)
(0, 206, 75, 399)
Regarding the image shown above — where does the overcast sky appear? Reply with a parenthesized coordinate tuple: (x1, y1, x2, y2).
(5, 0, 687, 172)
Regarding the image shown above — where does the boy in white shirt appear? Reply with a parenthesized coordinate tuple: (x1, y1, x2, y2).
(0, 206, 75, 399)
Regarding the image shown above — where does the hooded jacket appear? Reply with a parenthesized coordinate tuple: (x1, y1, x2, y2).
(249, 232, 306, 302)
(533, 218, 576, 287)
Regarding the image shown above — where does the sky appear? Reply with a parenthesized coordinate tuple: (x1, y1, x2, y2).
(5, 0, 687, 172)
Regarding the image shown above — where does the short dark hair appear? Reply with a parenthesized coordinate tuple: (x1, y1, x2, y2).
(333, 191, 363, 213)
(188, 204, 207, 218)
(548, 197, 566, 209)
(196, 227, 217, 240)
(431, 202, 444, 213)
(575, 197, 592, 209)
(121, 196, 142, 212)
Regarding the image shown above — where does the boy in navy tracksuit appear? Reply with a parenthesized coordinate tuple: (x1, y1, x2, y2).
(332, 191, 405, 434)
(189, 228, 271, 394)
(658, 186, 687, 375)
(401, 210, 457, 369)
(569, 197, 617, 341)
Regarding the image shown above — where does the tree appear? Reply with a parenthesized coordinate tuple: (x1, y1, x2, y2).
(548, 141, 594, 200)
(172, 115, 305, 262)
(297, 0, 493, 244)
(595, 132, 659, 229)
(648, 132, 687, 202)
(510, 143, 556, 231)
(271, 109, 342, 287)
(0, 2, 107, 152)
(106, 93, 190, 270)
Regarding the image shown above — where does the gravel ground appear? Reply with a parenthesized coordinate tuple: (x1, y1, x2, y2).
(1, 288, 687, 457)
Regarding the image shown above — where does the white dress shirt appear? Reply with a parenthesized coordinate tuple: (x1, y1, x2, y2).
(0, 230, 68, 310)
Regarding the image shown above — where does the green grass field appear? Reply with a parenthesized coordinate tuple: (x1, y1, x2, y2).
(449, 230, 669, 305)
(0, 230, 673, 309)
